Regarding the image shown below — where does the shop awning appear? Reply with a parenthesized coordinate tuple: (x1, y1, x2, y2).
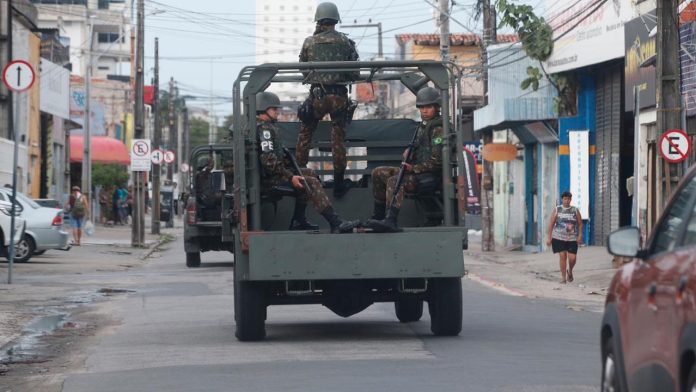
(69, 135, 130, 165)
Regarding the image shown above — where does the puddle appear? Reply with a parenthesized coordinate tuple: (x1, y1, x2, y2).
(0, 312, 68, 365)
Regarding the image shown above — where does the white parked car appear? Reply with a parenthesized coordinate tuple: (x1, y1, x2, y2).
(0, 199, 26, 258)
(0, 189, 69, 263)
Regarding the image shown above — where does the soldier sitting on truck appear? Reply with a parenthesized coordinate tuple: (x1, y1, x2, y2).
(367, 87, 445, 233)
(256, 92, 358, 233)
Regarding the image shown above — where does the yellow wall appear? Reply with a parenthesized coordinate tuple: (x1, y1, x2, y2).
(410, 44, 483, 97)
(28, 33, 41, 198)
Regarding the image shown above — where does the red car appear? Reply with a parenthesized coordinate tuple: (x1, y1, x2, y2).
(602, 164, 696, 392)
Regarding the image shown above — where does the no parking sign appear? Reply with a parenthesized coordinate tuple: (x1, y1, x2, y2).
(659, 129, 692, 164)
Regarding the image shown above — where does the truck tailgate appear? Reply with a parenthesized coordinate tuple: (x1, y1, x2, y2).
(245, 229, 465, 280)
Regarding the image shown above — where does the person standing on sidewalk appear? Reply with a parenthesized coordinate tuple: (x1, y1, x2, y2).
(546, 191, 583, 284)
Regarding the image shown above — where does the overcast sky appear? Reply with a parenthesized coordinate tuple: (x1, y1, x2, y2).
(142, 0, 548, 120)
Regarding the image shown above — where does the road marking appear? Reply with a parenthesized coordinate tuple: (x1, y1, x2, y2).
(467, 273, 526, 297)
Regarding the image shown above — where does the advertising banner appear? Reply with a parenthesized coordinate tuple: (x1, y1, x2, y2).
(568, 130, 590, 218)
(624, 10, 656, 110)
(462, 147, 481, 215)
(545, 0, 636, 74)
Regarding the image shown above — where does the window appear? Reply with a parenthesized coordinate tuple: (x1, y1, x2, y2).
(97, 32, 123, 43)
(98, 0, 109, 9)
(652, 176, 696, 253)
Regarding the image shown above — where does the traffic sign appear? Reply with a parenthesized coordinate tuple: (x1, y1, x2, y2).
(164, 150, 175, 164)
(130, 139, 151, 171)
(659, 129, 692, 164)
(2, 60, 36, 92)
(180, 163, 190, 173)
(151, 149, 164, 165)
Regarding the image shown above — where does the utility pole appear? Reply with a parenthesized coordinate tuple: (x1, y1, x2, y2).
(209, 59, 214, 144)
(6, 0, 15, 284)
(151, 37, 161, 234)
(167, 77, 175, 182)
(132, 0, 145, 247)
(438, 0, 449, 61)
(656, 0, 682, 216)
(182, 106, 189, 189)
(82, 15, 94, 218)
(481, 0, 496, 252)
(341, 22, 383, 58)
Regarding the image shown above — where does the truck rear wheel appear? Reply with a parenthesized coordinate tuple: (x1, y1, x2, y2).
(395, 299, 423, 322)
(186, 252, 201, 268)
(234, 281, 266, 341)
(428, 277, 462, 336)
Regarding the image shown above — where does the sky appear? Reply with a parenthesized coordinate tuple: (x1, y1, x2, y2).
(141, 0, 548, 121)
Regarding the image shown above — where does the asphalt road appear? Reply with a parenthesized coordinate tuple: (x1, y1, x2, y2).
(58, 238, 601, 392)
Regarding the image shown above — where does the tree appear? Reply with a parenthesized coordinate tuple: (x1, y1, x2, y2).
(492, 0, 577, 115)
(92, 164, 129, 189)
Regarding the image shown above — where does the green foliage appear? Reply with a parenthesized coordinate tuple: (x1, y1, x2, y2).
(92, 164, 129, 188)
(496, 0, 553, 92)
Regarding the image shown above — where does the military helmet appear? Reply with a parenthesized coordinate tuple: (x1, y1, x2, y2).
(255, 91, 281, 113)
(416, 87, 441, 107)
(315, 2, 340, 23)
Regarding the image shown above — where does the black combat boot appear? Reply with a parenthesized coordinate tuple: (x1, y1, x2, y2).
(289, 200, 319, 230)
(371, 201, 386, 220)
(333, 171, 352, 198)
(366, 205, 402, 233)
(321, 206, 358, 234)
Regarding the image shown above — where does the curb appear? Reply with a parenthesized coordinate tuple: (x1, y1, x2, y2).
(139, 234, 175, 260)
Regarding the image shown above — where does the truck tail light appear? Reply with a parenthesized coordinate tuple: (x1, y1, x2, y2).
(186, 202, 196, 225)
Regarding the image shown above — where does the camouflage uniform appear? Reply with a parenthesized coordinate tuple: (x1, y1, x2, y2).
(296, 24, 359, 174)
(372, 116, 444, 209)
(258, 120, 331, 213)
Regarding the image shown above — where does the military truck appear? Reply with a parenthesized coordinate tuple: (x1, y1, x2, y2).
(183, 145, 234, 267)
(224, 60, 468, 341)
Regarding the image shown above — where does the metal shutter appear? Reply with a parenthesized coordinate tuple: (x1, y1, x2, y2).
(594, 63, 623, 245)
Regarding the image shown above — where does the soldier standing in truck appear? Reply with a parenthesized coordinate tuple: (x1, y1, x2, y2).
(296, 2, 359, 198)
(256, 92, 358, 233)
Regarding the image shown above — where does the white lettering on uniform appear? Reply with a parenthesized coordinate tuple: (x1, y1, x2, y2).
(261, 140, 274, 152)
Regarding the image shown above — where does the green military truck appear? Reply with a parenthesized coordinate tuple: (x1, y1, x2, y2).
(183, 145, 234, 267)
(223, 60, 468, 341)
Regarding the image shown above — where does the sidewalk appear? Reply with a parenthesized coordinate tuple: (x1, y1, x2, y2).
(69, 213, 182, 247)
(464, 233, 616, 313)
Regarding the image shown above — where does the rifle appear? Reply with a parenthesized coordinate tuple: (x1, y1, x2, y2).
(388, 124, 421, 209)
(282, 147, 313, 196)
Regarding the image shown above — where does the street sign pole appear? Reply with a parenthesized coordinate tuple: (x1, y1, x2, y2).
(3, 59, 36, 284)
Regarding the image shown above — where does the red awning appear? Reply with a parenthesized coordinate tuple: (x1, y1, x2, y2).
(70, 135, 130, 165)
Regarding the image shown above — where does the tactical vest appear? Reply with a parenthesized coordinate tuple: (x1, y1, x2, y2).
(413, 117, 443, 165)
(306, 30, 356, 84)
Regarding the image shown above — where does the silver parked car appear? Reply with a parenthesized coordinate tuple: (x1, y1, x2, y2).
(0, 189, 70, 262)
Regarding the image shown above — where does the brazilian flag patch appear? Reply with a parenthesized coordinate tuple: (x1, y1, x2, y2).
(432, 137, 443, 145)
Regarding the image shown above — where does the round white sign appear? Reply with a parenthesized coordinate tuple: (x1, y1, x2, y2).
(659, 129, 692, 164)
(164, 150, 175, 164)
(180, 163, 190, 173)
(151, 149, 164, 164)
(2, 60, 36, 92)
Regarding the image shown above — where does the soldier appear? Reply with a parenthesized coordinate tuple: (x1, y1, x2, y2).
(256, 92, 358, 233)
(296, 2, 359, 198)
(367, 87, 445, 233)
(194, 153, 215, 207)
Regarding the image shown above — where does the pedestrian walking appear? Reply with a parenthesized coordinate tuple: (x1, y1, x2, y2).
(66, 186, 90, 246)
(546, 191, 583, 284)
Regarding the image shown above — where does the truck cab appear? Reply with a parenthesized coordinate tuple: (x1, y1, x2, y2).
(227, 60, 469, 341)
